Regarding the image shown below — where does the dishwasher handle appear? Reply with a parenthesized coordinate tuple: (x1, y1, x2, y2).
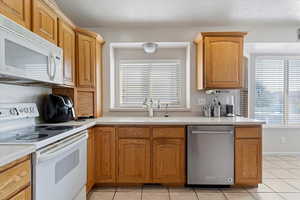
(191, 130, 234, 135)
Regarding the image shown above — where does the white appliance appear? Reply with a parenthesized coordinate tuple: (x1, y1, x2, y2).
(0, 103, 87, 200)
(187, 126, 234, 185)
(0, 14, 63, 85)
(34, 131, 87, 200)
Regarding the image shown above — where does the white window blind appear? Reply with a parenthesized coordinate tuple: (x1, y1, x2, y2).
(254, 56, 300, 125)
(118, 59, 184, 108)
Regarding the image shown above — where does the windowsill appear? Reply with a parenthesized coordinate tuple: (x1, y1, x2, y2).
(109, 107, 191, 112)
(263, 124, 300, 129)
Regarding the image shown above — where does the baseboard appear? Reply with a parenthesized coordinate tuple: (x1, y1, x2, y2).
(263, 152, 300, 156)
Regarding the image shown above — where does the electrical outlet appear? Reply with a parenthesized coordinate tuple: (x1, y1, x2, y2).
(280, 137, 287, 144)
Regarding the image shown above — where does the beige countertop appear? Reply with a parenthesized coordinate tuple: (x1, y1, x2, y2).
(94, 116, 265, 126)
(0, 144, 35, 167)
(58, 116, 264, 127)
(0, 116, 264, 167)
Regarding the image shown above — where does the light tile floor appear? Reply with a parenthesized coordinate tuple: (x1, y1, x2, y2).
(89, 155, 300, 200)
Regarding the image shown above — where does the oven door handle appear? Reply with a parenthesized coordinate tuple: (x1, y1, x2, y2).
(36, 133, 88, 164)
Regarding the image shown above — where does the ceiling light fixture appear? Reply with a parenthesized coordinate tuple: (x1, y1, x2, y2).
(142, 42, 158, 54)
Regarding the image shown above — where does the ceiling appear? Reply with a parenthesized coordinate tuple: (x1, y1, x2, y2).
(56, 0, 300, 27)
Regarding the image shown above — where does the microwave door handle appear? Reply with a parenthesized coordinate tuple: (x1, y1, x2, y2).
(48, 55, 56, 80)
(36, 134, 88, 164)
(51, 55, 56, 80)
(47, 57, 51, 78)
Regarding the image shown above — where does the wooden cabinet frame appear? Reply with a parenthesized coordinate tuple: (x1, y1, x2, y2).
(235, 126, 262, 186)
(194, 32, 247, 90)
(94, 126, 186, 185)
(0, 0, 31, 29)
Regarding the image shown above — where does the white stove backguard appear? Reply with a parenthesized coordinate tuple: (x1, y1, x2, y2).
(0, 103, 39, 132)
(0, 103, 39, 121)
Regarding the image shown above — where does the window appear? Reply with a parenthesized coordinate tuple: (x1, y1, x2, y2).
(252, 55, 300, 125)
(110, 42, 190, 110)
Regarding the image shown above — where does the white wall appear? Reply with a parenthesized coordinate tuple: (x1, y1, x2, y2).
(90, 25, 300, 154)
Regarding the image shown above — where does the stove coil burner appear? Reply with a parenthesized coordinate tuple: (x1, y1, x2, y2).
(16, 134, 48, 141)
(45, 126, 73, 131)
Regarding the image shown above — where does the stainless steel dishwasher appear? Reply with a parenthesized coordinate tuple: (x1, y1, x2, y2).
(187, 126, 234, 185)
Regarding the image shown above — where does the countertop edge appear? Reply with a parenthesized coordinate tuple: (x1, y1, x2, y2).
(0, 145, 35, 167)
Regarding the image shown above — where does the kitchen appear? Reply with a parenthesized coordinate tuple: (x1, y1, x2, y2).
(0, 0, 299, 200)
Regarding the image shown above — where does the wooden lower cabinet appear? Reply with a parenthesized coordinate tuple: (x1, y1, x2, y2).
(235, 126, 262, 185)
(10, 186, 31, 200)
(152, 139, 185, 184)
(94, 126, 185, 185)
(0, 155, 31, 200)
(94, 127, 116, 183)
(87, 128, 95, 193)
(118, 139, 151, 183)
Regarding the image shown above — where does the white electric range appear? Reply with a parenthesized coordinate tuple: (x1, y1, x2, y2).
(0, 103, 87, 200)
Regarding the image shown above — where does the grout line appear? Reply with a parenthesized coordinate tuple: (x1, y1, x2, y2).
(192, 188, 199, 200)
(111, 191, 116, 200)
(221, 189, 230, 200)
(141, 185, 144, 199)
(167, 186, 171, 200)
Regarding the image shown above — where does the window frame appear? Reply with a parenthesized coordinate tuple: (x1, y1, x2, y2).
(249, 53, 300, 126)
(109, 42, 191, 111)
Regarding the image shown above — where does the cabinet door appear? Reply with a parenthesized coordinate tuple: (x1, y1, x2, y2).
(76, 90, 95, 117)
(204, 36, 244, 89)
(32, 0, 58, 44)
(0, 0, 31, 29)
(59, 20, 75, 86)
(153, 139, 185, 184)
(94, 127, 116, 183)
(118, 139, 150, 183)
(10, 186, 31, 200)
(76, 33, 96, 88)
(235, 139, 262, 185)
(87, 128, 95, 193)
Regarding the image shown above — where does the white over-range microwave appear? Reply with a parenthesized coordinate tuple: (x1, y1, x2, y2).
(0, 14, 63, 85)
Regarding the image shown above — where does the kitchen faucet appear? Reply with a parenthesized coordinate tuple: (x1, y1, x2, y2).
(143, 98, 161, 117)
(143, 98, 154, 117)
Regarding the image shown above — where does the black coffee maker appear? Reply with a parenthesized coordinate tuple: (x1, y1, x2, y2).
(43, 94, 76, 123)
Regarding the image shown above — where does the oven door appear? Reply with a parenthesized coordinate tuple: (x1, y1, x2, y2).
(33, 131, 88, 200)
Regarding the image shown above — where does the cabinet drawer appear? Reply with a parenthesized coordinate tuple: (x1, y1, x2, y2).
(235, 127, 261, 139)
(10, 186, 31, 200)
(0, 160, 31, 200)
(118, 127, 150, 138)
(153, 127, 185, 138)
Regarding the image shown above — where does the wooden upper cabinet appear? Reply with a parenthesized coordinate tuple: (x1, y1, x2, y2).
(0, 0, 31, 29)
(235, 126, 262, 185)
(76, 33, 96, 88)
(118, 139, 151, 183)
(153, 139, 185, 184)
(87, 128, 95, 193)
(94, 127, 116, 183)
(32, 0, 58, 44)
(59, 20, 75, 86)
(195, 32, 247, 89)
